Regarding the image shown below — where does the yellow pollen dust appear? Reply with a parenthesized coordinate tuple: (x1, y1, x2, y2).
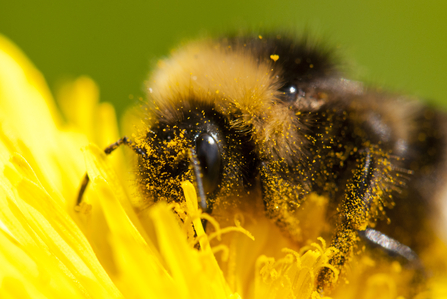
(270, 54, 279, 62)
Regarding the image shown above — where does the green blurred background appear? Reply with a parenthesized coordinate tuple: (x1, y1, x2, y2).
(1, 0, 446, 119)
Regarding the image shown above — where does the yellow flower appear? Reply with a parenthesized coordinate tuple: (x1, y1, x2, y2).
(0, 34, 447, 299)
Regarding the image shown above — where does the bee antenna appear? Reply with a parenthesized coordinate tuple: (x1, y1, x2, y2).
(76, 137, 146, 207)
(188, 148, 208, 211)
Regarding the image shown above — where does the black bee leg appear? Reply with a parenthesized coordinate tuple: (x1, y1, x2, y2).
(259, 161, 303, 242)
(75, 137, 146, 207)
(318, 148, 383, 289)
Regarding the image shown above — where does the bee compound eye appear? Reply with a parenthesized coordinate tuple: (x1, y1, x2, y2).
(195, 133, 221, 194)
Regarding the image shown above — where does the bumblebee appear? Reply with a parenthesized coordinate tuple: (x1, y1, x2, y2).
(77, 33, 447, 290)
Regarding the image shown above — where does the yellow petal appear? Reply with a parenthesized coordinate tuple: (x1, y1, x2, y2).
(0, 157, 122, 297)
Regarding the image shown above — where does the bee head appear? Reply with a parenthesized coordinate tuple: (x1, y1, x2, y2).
(136, 33, 338, 211)
(135, 103, 255, 212)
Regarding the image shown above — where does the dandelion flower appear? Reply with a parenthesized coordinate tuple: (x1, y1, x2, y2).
(0, 34, 446, 299)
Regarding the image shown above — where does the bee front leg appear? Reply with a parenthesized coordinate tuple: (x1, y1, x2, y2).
(318, 148, 383, 289)
(259, 161, 305, 243)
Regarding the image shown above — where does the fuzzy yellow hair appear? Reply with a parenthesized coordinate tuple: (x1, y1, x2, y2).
(145, 39, 308, 162)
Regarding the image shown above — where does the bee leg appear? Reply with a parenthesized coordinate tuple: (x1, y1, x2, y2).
(318, 148, 383, 290)
(259, 161, 303, 242)
(75, 137, 146, 208)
